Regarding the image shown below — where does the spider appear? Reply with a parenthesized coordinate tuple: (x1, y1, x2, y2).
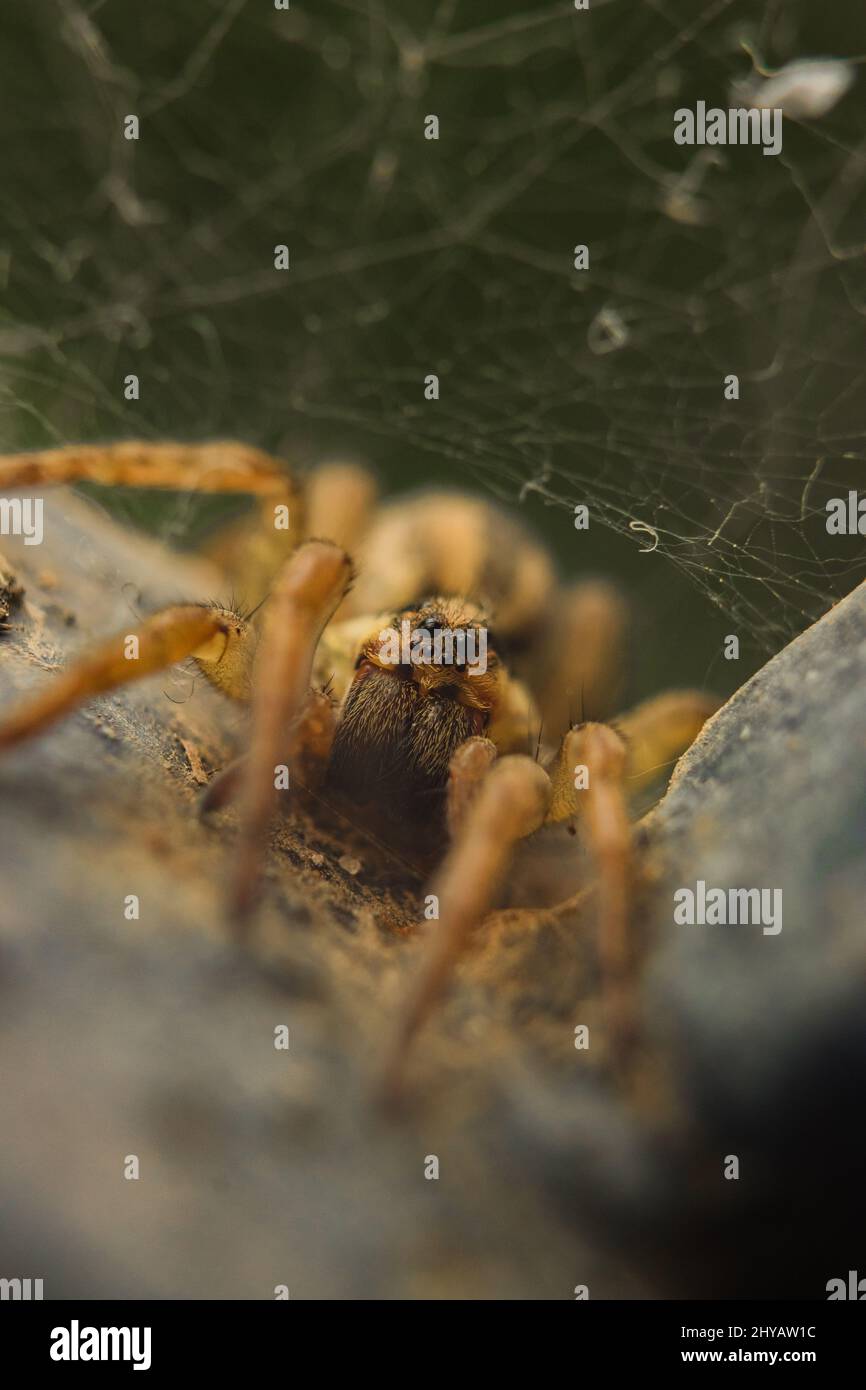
(0, 440, 717, 1101)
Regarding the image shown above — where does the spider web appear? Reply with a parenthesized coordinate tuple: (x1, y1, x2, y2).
(1, 0, 865, 659)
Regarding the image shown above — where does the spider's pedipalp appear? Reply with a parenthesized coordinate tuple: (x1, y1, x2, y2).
(0, 605, 244, 752)
(228, 540, 355, 926)
(380, 753, 550, 1105)
(545, 723, 594, 825)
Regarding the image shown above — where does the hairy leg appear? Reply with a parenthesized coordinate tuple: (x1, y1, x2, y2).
(204, 458, 375, 609)
(303, 462, 377, 550)
(227, 540, 354, 925)
(0, 438, 302, 604)
(343, 492, 557, 641)
(0, 440, 293, 497)
(303, 462, 377, 623)
(544, 705, 715, 1066)
(543, 721, 630, 1037)
(535, 580, 628, 739)
(380, 753, 550, 1105)
(0, 604, 254, 751)
(445, 735, 498, 838)
(566, 724, 633, 1064)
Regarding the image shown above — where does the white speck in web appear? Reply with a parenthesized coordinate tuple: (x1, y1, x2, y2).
(734, 58, 854, 119)
(587, 306, 629, 356)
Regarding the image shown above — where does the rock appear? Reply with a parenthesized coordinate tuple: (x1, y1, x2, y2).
(507, 580, 866, 1297)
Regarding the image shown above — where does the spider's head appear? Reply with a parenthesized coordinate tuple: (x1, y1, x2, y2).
(363, 595, 501, 712)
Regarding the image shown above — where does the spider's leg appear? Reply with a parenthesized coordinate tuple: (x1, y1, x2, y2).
(545, 693, 718, 818)
(227, 540, 354, 925)
(341, 491, 557, 634)
(613, 689, 720, 793)
(579, 726, 635, 1065)
(0, 440, 293, 498)
(445, 735, 498, 838)
(303, 462, 377, 623)
(0, 440, 304, 606)
(548, 723, 634, 1060)
(303, 462, 377, 550)
(0, 605, 253, 751)
(380, 753, 550, 1105)
(544, 696, 717, 1063)
(201, 457, 375, 608)
(535, 579, 628, 739)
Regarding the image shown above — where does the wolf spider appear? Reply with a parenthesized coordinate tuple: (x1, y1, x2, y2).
(0, 441, 717, 1100)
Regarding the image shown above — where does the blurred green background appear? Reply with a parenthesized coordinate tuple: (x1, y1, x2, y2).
(1, 0, 865, 707)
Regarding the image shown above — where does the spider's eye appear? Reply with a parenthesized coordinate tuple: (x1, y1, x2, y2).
(419, 613, 445, 633)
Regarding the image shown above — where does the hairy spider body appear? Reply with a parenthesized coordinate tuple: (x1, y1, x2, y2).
(0, 441, 718, 1097)
(327, 647, 490, 817)
(319, 596, 525, 823)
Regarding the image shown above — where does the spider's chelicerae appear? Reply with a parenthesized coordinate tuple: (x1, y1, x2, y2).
(0, 441, 717, 1099)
